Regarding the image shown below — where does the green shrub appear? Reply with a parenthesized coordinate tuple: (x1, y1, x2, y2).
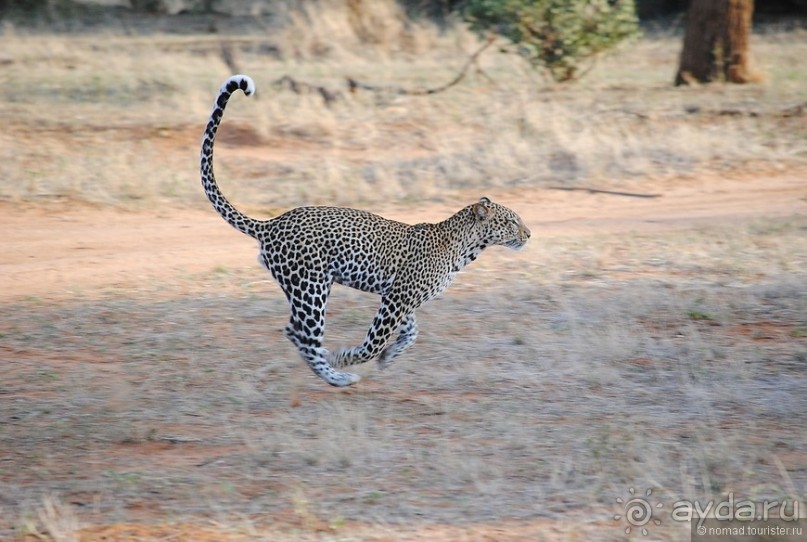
(463, 0, 640, 82)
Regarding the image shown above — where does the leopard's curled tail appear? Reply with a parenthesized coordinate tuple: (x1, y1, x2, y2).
(200, 75, 260, 238)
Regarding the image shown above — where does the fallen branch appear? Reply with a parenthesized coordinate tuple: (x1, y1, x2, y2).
(684, 101, 806, 118)
(219, 42, 242, 79)
(547, 186, 662, 199)
(597, 108, 651, 121)
(346, 36, 496, 96)
(271, 37, 496, 105)
(271, 75, 342, 106)
(781, 101, 806, 117)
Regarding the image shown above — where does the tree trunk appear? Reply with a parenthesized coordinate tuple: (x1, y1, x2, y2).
(675, 0, 756, 86)
(723, 0, 755, 83)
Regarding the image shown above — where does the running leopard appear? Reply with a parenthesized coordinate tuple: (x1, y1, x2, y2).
(200, 75, 531, 387)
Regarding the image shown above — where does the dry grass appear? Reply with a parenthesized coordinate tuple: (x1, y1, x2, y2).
(0, 7, 804, 209)
(1, 216, 805, 540)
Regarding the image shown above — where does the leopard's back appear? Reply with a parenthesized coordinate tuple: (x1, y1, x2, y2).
(260, 206, 410, 295)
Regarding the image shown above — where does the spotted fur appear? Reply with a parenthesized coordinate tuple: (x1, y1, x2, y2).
(201, 75, 531, 386)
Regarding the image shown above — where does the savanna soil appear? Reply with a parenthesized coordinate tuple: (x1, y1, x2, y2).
(1, 170, 805, 541)
(1, 170, 802, 303)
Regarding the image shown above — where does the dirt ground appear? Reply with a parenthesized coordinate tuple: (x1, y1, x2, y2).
(2, 171, 803, 304)
(1, 171, 806, 541)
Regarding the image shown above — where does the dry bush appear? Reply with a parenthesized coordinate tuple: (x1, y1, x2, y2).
(274, 0, 442, 60)
(17, 494, 81, 542)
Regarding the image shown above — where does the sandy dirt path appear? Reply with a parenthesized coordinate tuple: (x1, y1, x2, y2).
(1, 171, 804, 302)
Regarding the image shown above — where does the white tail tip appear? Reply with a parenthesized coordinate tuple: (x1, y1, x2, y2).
(221, 74, 256, 97)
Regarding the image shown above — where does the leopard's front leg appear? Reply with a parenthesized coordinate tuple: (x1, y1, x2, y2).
(376, 313, 418, 370)
(328, 297, 409, 368)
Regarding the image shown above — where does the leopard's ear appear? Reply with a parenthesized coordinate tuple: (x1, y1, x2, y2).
(472, 196, 493, 221)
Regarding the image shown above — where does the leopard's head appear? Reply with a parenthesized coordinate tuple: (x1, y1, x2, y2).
(471, 196, 530, 250)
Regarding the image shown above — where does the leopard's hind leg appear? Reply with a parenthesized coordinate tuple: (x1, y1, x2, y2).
(263, 255, 360, 387)
(284, 286, 360, 386)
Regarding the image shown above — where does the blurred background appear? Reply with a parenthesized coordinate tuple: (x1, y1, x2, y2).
(0, 0, 804, 208)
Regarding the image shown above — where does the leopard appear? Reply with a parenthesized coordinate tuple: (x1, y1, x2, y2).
(200, 75, 531, 387)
